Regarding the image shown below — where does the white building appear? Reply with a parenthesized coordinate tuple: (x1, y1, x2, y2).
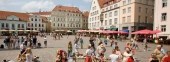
(154, 0, 170, 37)
(51, 5, 83, 32)
(88, 0, 105, 30)
(0, 11, 28, 34)
(101, 0, 120, 30)
(27, 14, 46, 31)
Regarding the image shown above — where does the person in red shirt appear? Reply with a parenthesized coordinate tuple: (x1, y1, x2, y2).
(162, 51, 170, 62)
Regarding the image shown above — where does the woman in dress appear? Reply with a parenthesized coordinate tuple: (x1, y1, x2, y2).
(85, 45, 93, 62)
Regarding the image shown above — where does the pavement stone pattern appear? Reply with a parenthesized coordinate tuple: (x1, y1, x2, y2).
(0, 35, 169, 62)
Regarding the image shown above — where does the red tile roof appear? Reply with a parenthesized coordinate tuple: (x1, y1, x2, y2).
(41, 16, 48, 23)
(30, 12, 51, 15)
(0, 11, 30, 22)
(98, 0, 110, 8)
(103, 0, 121, 6)
(83, 11, 89, 18)
(52, 5, 81, 13)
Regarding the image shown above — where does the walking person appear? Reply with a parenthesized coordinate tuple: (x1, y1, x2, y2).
(68, 41, 72, 57)
(80, 37, 84, 49)
(143, 38, 148, 51)
(110, 38, 114, 47)
(44, 36, 47, 48)
(32, 36, 37, 48)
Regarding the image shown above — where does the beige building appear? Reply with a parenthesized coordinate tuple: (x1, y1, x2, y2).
(154, 0, 170, 37)
(51, 5, 84, 32)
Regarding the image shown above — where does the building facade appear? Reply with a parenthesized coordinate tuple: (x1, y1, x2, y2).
(51, 5, 83, 32)
(89, 0, 154, 34)
(101, 0, 120, 30)
(88, 0, 106, 30)
(0, 11, 28, 34)
(27, 14, 46, 31)
(82, 11, 89, 30)
(29, 12, 51, 32)
(154, 0, 170, 37)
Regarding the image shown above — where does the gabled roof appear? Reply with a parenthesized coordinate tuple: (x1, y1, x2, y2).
(52, 5, 81, 13)
(0, 11, 30, 22)
(29, 12, 51, 15)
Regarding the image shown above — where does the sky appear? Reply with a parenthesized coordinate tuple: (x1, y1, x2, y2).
(0, 0, 92, 12)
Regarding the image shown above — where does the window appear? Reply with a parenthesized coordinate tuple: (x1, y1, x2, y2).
(105, 20, 107, 25)
(105, 13, 107, 18)
(109, 19, 112, 25)
(22, 24, 24, 28)
(28, 23, 30, 27)
(109, 12, 112, 17)
(114, 11, 118, 16)
(145, 8, 148, 13)
(114, 18, 118, 24)
(162, 13, 167, 21)
(31, 18, 33, 21)
(58, 24, 60, 27)
(127, 16, 131, 22)
(138, 16, 141, 22)
(139, 7, 141, 12)
(53, 23, 55, 26)
(161, 25, 166, 32)
(42, 24, 44, 27)
(128, 7, 131, 13)
(162, 0, 167, 7)
(12, 24, 15, 30)
(110, 6, 113, 9)
(128, 0, 131, 4)
(114, 4, 118, 8)
(123, 9, 126, 14)
(6, 23, 8, 28)
(35, 19, 37, 21)
(122, 17, 126, 23)
(18, 24, 20, 28)
(35, 24, 37, 27)
(123, 1, 126, 5)
(145, 16, 148, 23)
(31, 23, 33, 27)
(39, 24, 41, 27)
(61, 24, 62, 27)
(1, 23, 4, 27)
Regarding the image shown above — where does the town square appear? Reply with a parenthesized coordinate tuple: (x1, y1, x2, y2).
(0, 0, 170, 62)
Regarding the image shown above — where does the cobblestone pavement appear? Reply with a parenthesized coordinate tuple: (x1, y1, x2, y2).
(0, 35, 170, 62)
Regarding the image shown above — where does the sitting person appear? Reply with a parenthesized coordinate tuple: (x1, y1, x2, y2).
(149, 53, 159, 62)
(162, 51, 170, 62)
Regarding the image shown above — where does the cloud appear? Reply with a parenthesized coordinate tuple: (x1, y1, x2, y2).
(83, 0, 92, 2)
(21, 0, 55, 12)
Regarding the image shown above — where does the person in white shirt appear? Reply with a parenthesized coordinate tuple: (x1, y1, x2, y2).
(109, 49, 119, 62)
(44, 36, 47, 48)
